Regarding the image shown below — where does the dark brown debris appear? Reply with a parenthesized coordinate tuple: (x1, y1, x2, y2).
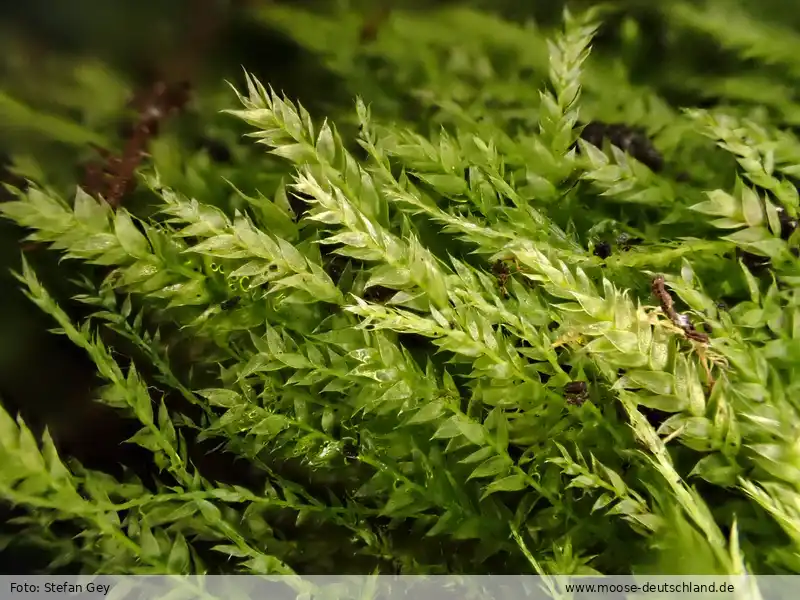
(578, 121, 664, 173)
(651, 275, 709, 343)
(564, 380, 589, 406)
(359, 5, 392, 43)
(81, 0, 243, 209)
(83, 80, 191, 208)
(593, 241, 612, 259)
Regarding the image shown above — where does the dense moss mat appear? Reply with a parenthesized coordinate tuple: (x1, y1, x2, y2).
(1, 0, 799, 577)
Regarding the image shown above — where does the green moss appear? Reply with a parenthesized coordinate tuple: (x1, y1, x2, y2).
(0, 0, 799, 578)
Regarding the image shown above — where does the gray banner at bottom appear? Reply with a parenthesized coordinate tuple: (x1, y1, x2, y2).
(0, 575, 791, 600)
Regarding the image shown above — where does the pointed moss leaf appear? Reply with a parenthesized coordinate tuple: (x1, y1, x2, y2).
(167, 533, 191, 573)
(366, 265, 413, 289)
(583, 336, 625, 355)
(74, 187, 110, 230)
(157, 400, 177, 447)
(41, 429, 70, 482)
(453, 517, 485, 540)
(278, 238, 308, 272)
(240, 354, 284, 377)
(316, 120, 336, 163)
(591, 493, 615, 513)
(481, 474, 527, 499)
(415, 173, 468, 196)
(326, 231, 371, 248)
(709, 218, 746, 229)
(196, 500, 222, 522)
(765, 200, 783, 237)
(459, 446, 495, 465)
(722, 227, 784, 257)
(252, 415, 290, 438)
(469, 456, 512, 480)
(740, 187, 764, 227)
(198, 389, 241, 408)
(567, 474, 598, 490)
(623, 370, 675, 395)
(675, 356, 706, 417)
(275, 353, 313, 369)
(636, 394, 688, 413)
(432, 416, 461, 440)
(382, 486, 417, 516)
(454, 415, 486, 446)
(376, 381, 413, 405)
(270, 143, 312, 163)
(211, 544, 250, 559)
(429, 306, 450, 328)
(603, 330, 639, 354)
(186, 235, 244, 258)
(494, 411, 509, 452)
(127, 428, 163, 453)
(308, 210, 341, 225)
(114, 211, 150, 259)
(139, 526, 161, 561)
(693, 190, 738, 217)
(739, 261, 762, 303)
(690, 454, 741, 487)
(426, 511, 457, 538)
(659, 416, 715, 452)
(15, 421, 44, 473)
